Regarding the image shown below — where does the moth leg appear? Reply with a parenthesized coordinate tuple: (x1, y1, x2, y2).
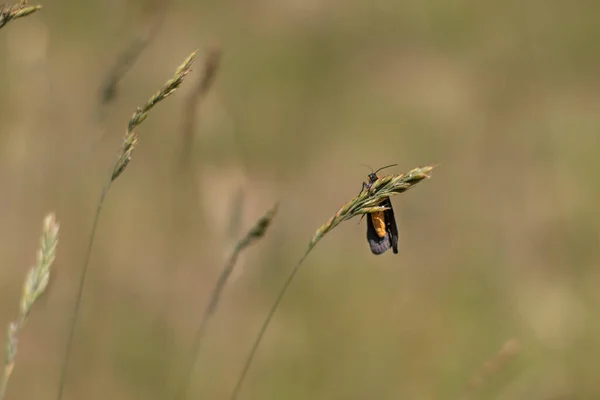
(357, 181, 368, 196)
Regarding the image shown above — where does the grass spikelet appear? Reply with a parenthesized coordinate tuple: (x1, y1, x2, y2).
(0, 213, 59, 400)
(56, 51, 197, 400)
(174, 203, 278, 400)
(229, 165, 436, 400)
(112, 50, 197, 181)
(0, 1, 42, 30)
(306, 165, 436, 256)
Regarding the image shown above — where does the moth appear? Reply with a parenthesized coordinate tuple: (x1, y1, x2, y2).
(361, 164, 399, 255)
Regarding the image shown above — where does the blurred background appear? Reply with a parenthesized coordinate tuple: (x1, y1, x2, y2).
(1, 0, 600, 399)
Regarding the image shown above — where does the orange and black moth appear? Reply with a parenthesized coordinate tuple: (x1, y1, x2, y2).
(362, 165, 399, 255)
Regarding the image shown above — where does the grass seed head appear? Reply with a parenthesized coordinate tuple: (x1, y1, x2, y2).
(111, 51, 198, 182)
(307, 165, 436, 251)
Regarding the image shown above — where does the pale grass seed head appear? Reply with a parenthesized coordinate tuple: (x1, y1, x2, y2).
(1, 213, 59, 400)
(0, 1, 42, 30)
(20, 213, 59, 321)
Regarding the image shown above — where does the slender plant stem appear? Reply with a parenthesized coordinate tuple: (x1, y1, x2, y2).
(228, 246, 314, 400)
(228, 165, 436, 399)
(54, 51, 196, 400)
(174, 244, 243, 400)
(175, 204, 278, 400)
(180, 45, 220, 172)
(55, 182, 111, 400)
(97, 4, 170, 117)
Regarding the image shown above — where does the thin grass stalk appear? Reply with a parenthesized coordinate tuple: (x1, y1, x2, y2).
(174, 203, 278, 400)
(170, 45, 221, 237)
(91, 4, 171, 152)
(228, 165, 436, 400)
(98, 2, 171, 113)
(55, 51, 197, 400)
(1, 213, 59, 400)
(227, 187, 245, 241)
(0, 1, 41, 30)
(180, 45, 221, 171)
(142, 46, 221, 398)
(54, 185, 109, 400)
(162, 47, 222, 397)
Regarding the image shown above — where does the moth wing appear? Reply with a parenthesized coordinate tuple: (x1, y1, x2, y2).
(366, 212, 392, 255)
(382, 198, 399, 254)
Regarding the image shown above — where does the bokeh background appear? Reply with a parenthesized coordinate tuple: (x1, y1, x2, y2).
(1, 0, 600, 399)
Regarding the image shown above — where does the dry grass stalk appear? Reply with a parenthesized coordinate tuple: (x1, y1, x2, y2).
(174, 203, 278, 400)
(167, 45, 222, 258)
(98, 5, 170, 110)
(227, 187, 245, 240)
(0, 1, 41, 30)
(180, 45, 221, 170)
(1, 213, 59, 400)
(55, 51, 197, 400)
(461, 338, 521, 400)
(229, 165, 436, 400)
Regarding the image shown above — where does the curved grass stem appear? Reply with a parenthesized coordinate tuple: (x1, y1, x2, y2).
(228, 247, 312, 400)
(54, 51, 197, 400)
(55, 183, 110, 400)
(174, 204, 278, 400)
(228, 165, 436, 400)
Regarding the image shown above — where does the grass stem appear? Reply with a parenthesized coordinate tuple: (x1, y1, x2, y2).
(229, 165, 436, 400)
(54, 51, 197, 400)
(175, 204, 278, 400)
(54, 184, 109, 400)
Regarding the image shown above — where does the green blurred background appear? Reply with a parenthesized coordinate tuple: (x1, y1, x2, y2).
(1, 0, 600, 399)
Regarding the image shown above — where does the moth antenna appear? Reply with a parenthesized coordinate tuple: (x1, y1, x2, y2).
(374, 164, 398, 174)
(359, 163, 373, 173)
